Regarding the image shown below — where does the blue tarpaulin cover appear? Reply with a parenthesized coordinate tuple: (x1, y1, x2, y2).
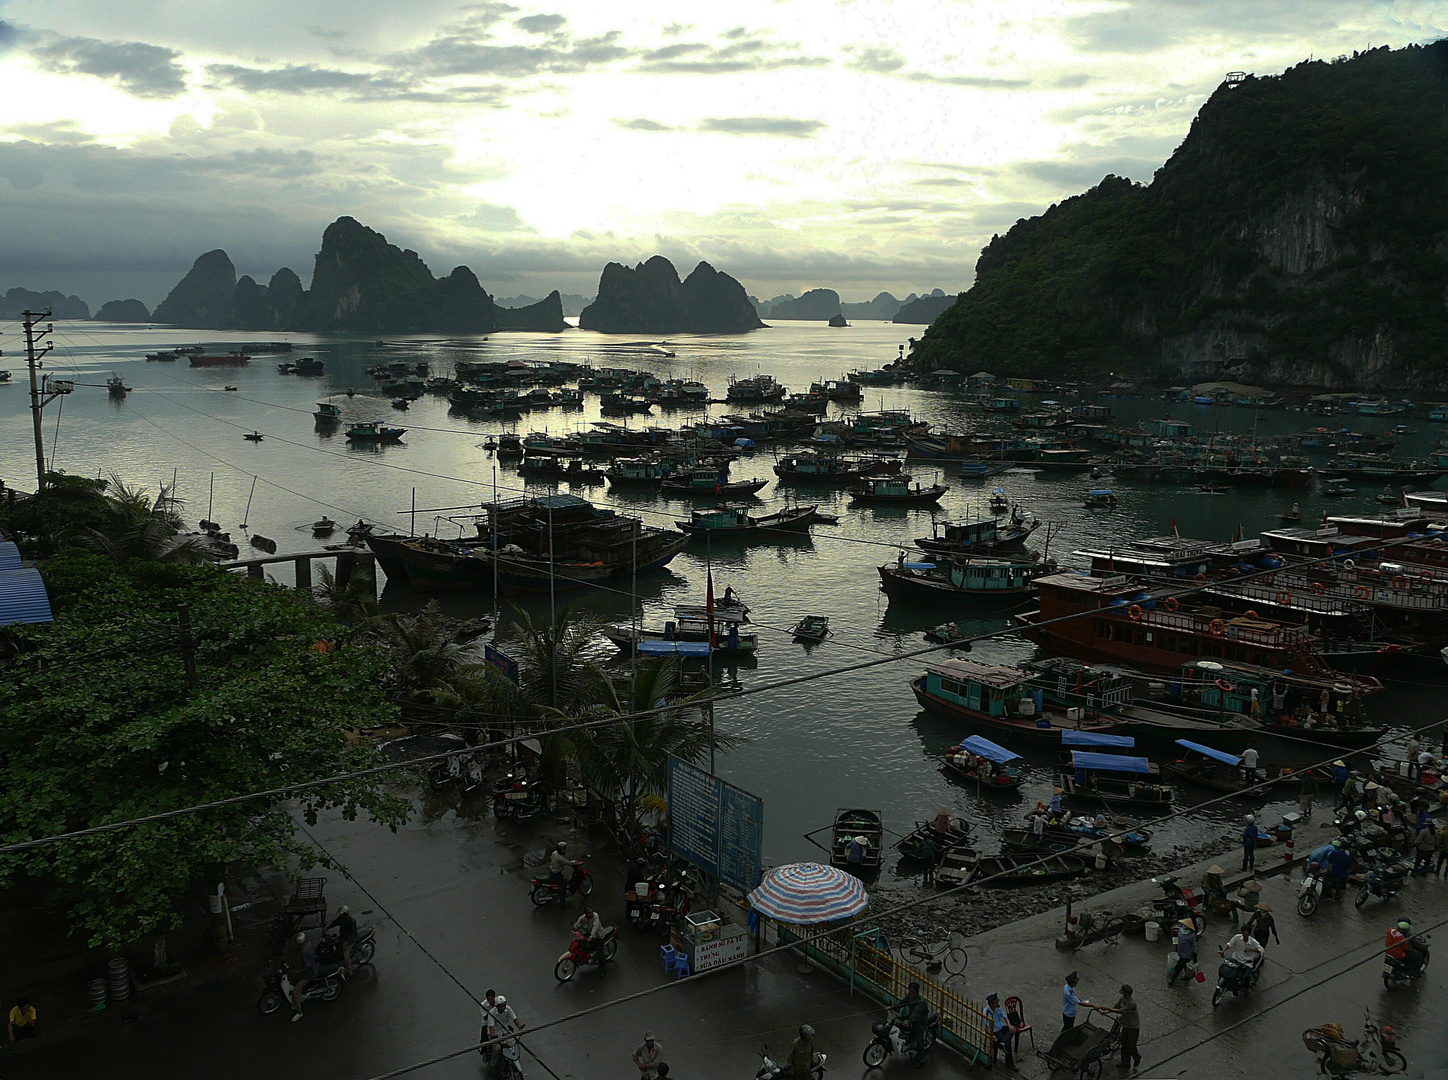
(1072, 750, 1151, 774)
(957, 735, 1022, 765)
(1175, 739, 1242, 766)
(1062, 731, 1135, 748)
(637, 641, 712, 656)
(903, 562, 936, 570)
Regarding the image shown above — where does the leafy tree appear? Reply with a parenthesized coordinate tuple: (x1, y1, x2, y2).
(371, 600, 490, 699)
(312, 565, 381, 627)
(0, 553, 410, 948)
(72, 473, 209, 564)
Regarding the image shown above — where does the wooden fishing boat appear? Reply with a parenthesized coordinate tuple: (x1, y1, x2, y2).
(1002, 818, 1152, 851)
(1159, 740, 1267, 794)
(773, 453, 901, 486)
(937, 847, 1088, 887)
(791, 614, 830, 642)
(314, 401, 341, 424)
(850, 476, 948, 506)
(914, 516, 1038, 556)
(896, 817, 972, 863)
(829, 808, 884, 876)
(1060, 750, 1174, 811)
(941, 735, 1026, 793)
(676, 505, 818, 538)
(911, 659, 1126, 744)
(346, 421, 405, 443)
(660, 468, 769, 498)
(878, 555, 1053, 603)
(1083, 488, 1117, 508)
(604, 606, 758, 658)
(243, 431, 264, 442)
(311, 517, 337, 537)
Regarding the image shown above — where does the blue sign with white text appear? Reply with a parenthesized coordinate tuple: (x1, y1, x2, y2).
(667, 756, 763, 895)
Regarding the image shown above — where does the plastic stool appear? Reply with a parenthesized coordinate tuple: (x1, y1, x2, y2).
(660, 945, 676, 971)
(673, 954, 690, 979)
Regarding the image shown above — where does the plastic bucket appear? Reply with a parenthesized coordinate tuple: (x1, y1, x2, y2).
(1095, 853, 1108, 869)
(1145, 921, 1160, 942)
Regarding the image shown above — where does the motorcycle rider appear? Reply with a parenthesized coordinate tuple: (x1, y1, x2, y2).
(1219, 930, 1263, 976)
(892, 981, 931, 1067)
(326, 905, 358, 975)
(549, 842, 580, 894)
(787, 1024, 816, 1078)
(1385, 920, 1428, 976)
(480, 990, 522, 1064)
(284, 931, 317, 1022)
(573, 906, 605, 955)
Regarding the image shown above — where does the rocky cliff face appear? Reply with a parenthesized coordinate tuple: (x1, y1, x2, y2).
(841, 292, 902, 320)
(893, 290, 955, 325)
(496, 290, 566, 332)
(152, 250, 236, 327)
(768, 288, 841, 320)
(579, 257, 762, 334)
(911, 43, 1448, 389)
(91, 299, 151, 322)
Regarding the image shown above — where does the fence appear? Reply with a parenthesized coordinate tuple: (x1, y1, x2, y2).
(778, 925, 995, 1067)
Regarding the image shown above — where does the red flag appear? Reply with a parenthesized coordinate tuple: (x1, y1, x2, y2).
(1170, 516, 1178, 537)
(706, 565, 716, 648)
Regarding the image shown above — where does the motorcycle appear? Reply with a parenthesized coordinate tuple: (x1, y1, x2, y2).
(755, 1043, 828, 1079)
(1356, 863, 1408, 908)
(256, 960, 346, 1014)
(554, 927, 618, 981)
(529, 863, 594, 906)
(863, 1010, 940, 1068)
(492, 770, 554, 822)
(1211, 955, 1263, 1007)
(1382, 934, 1430, 990)
(1303, 1010, 1407, 1075)
(1297, 862, 1326, 917)
(316, 924, 378, 969)
(1150, 876, 1205, 935)
(496, 1035, 525, 1079)
(626, 871, 692, 934)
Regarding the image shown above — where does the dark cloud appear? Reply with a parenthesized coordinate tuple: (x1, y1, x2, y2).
(399, 29, 629, 76)
(207, 63, 505, 105)
(1053, 72, 1093, 88)
(31, 32, 188, 98)
(613, 118, 672, 131)
(634, 32, 828, 74)
(700, 117, 825, 137)
(849, 46, 906, 73)
(515, 13, 567, 35)
(0, 20, 19, 48)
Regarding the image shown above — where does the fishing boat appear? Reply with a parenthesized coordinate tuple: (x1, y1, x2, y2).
(936, 848, 1088, 887)
(605, 457, 671, 488)
(311, 517, 337, 537)
(189, 352, 250, 367)
(223, 385, 239, 392)
(660, 467, 769, 498)
(495, 434, 524, 460)
(896, 817, 972, 863)
(145, 350, 178, 361)
(726, 374, 787, 404)
(988, 488, 1010, 514)
(676, 505, 818, 538)
(849, 476, 948, 506)
(958, 461, 1011, 478)
(0, 369, 11, 381)
(790, 614, 830, 642)
(914, 516, 1038, 556)
(294, 357, 324, 376)
(1160, 739, 1269, 794)
(941, 735, 1026, 792)
(829, 808, 884, 876)
(391, 397, 410, 410)
(878, 554, 1054, 603)
(604, 606, 757, 658)
(1060, 745, 1174, 811)
(277, 362, 295, 374)
(1276, 504, 1303, 522)
(1168, 660, 1386, 748)
(346, 421, 405, 443)
(773, 453, 901, 486)
(314, 402, 341, 425)
(1001, 815, 1152, 852)
(243, 431, 264, 442)
(911, 658, 1125, 744)
(107, 375, 128, 398)
(1084, 488, 1117, 508)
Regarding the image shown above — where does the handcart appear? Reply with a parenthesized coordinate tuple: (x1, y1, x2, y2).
(1037, 1011, 1121, 1080)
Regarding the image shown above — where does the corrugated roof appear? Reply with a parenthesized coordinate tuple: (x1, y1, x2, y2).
(0, 567, 53, 626)
(0, 541, 21, 571)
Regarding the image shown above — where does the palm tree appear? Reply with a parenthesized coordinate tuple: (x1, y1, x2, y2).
(312, 565, 381, 627)
(374, 600, 489, 699)
(73, 473, 209, 564)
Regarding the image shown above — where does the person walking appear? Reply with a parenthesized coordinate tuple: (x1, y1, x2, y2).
(633, 1032, 664, 1079)
(1245, 903, 1280, 947)
(986, 994, 1014, 1070)
(1298, 775, 1316, 820)
(1324, 838, 1354, 901)
(1168, 919, 1198, 987)
(1413, 821, 1436, 875)
(1061, 972, 1084, 1030)
(1100, 985, 1141, 1073)
(786, 1025, 816, 1079)
(1240, 815, 1262, 872)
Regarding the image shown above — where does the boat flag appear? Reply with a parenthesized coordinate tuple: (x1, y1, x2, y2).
(1232, 522, 1243, 543)
(706, 564, 716, 647)
(1170, 516, 1178, 536)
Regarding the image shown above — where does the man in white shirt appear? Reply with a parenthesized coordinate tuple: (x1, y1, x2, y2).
(479, 990, 522, 1065)
(1241, 747, 1260, 784)
(1220, 932, 1263, 968)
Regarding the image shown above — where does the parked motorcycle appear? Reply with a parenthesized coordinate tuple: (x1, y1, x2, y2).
(1297, 862, 1326, 917)
(530, 863, 594, 906)
(492, 770, 554, 822)
(863, 1010, 940, 1068)
(1356, 863, 1408, 908)
(1211, 955, 1263, 1007)
(1383, 934, 1430, 990)
(1150, 876, 1206, 935)
(316, 924, 378, 969)
(755, 1043, 828, 1079)
(256, 960, 345, 1014)
(626, 871, 692, 934)
(1303, 1011, 1407, 1075)
(554, 927, 618, 981)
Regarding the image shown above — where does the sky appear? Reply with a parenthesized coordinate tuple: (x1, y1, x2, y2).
(0, 0, 1444, 309)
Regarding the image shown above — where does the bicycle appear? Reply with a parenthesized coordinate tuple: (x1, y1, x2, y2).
(902, 931, 968, 978)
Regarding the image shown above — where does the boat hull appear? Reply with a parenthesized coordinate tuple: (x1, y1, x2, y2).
(911, 677, 1125, 743)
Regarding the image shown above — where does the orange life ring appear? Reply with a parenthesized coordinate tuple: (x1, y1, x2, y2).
(1392, 575, 1407, 590)
(1163, 597, 1179, 612)
(1310, 582, 1325, 594)
(1262, 573, 1276, 586)
(1243, 610, 1259, 620)
(1353, 585, 1370, 599)
(1215, 678, 1234, 692)
(1128, 605, 1144, 621)
(1421, 571, 1434, 583)
(1194, 574, 1207, 585)
(1277, 591, 1292, 605)
(1209, 619, 1226, 635)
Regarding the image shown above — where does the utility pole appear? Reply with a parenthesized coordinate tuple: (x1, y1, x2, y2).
(23, 310, 55, 491)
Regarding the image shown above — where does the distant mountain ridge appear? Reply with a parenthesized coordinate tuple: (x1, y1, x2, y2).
(911, 43, 1448, 389)
(0, 288, 89, 320)
(579, 257, 763, 334)
(92, 299, 152, 322)
(752, 287, 956, 323)
(496, 293, 592, 317)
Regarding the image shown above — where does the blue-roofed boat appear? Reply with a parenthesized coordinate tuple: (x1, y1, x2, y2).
(1084, 488, 1117, 508)
(1161, 739, 1278, 794)
(1059, 749, 1174, 811)
(941, 735, 1025, 792)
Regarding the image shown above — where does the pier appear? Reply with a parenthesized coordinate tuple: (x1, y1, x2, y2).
(218, 548, 378, 594)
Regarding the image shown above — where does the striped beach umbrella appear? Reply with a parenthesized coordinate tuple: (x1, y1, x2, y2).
(747, 861, 869, 924)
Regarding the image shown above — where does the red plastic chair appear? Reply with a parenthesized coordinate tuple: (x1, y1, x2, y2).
(1005, 995, 1034, 1052)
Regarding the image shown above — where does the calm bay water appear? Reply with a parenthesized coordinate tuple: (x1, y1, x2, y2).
(4, 319, 1444, 865)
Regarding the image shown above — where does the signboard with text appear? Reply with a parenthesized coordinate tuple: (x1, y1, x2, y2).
(667, 755, 763, 895)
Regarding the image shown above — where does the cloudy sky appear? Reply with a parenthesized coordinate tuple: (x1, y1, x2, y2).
(0, 0, 1443, 308)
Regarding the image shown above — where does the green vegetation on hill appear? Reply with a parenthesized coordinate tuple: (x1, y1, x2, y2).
(912, 43, 1448, 388)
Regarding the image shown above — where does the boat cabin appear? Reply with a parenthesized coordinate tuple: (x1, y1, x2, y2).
(921, 659, 1032, 718)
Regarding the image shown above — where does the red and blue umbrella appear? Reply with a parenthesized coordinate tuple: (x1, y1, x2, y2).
(747, 861, 869, 924)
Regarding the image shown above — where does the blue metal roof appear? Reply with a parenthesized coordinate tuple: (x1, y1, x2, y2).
(637, 641, 712, 657)
(958, 735, 1021, 765)
(1062, 730, 1135, 748)
(0, 568, 53, 626)
(1175, 739, 1242, 766)
(0, 541, 21, 571)
(1072, 750, 1151, 774)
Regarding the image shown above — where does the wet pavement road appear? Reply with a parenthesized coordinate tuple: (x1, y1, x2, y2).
(8, 801, 1448, 1080)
